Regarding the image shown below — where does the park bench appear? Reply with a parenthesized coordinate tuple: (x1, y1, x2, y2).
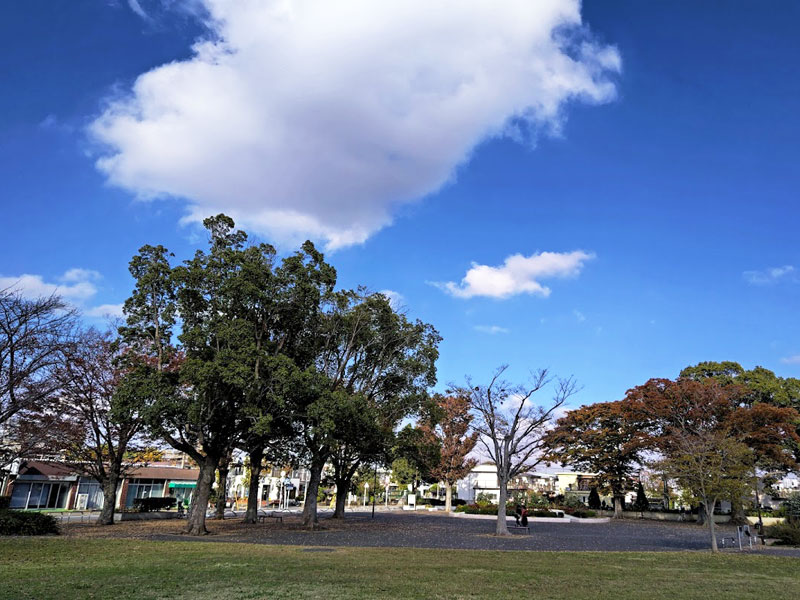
(507, 519, 530, 534)
(258, 511, 283, 524)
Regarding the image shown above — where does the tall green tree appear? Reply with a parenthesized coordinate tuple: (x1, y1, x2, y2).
(391, 424, 441, 493)
(315, 290, 440, 520)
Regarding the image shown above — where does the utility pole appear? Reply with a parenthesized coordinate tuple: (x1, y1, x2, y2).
(372, 460, 378, 518)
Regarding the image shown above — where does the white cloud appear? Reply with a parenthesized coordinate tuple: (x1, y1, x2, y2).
(127, 0, 149, 20)
(573, 309, 586, 322)
(84, 303, 125, 318)
(474, 325, 509, 334)
(89, 0, 620, 249)
(0, 270, 99, 301)
(0, 270, 123, 320)
(378, 289, 405, 311)
(780, 355, 800, 366)
(743, 265, 796, 285)
(435, 250, 594, 299)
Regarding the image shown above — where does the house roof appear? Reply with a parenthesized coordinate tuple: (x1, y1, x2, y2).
(16, 461, 199, 482)
(127, 465, 200, 481)
(18, 461, 76, 479)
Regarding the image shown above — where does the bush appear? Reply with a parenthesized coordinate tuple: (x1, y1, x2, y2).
(454, 504, 563, 518)
(455, 504, 511, 515)
(0, 510, 59, 535)
(764, 521, 800, 546)
(132, 497, 177, 512)
(0, 496, 10, 510)
(530, 510, 564, 518)
(562, 494, 585, 509)
(571, 510, 597, 519)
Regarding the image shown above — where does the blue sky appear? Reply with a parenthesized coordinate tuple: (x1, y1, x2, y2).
(1, 1, 799, 410)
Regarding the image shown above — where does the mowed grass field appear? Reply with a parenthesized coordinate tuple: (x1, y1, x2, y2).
(1, 538, 798, 600)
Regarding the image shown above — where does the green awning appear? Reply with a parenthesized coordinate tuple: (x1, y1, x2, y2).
(168, 482, 196, 489)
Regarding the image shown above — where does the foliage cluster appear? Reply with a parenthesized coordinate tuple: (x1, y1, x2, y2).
(0, 509, 59, 535)
(764, 521, 800, 546)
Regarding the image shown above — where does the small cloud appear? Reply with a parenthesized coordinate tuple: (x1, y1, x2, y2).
(61, 268, 101, 283)
(0, 269, 123, 321)
(573, 309, 586, 323)
(378, 289, 405, 311)
(38, 114, 75, 134)
(85, 303, 125, 319)
(433, 250, 594, 300)
(0, 269, 99, 301)
(780, 355, 800, 365)
(474, 325, 510, 335)
(595, 326, 603, 335)
(743, 265, 796, 285)
(127, 0, 149, 20)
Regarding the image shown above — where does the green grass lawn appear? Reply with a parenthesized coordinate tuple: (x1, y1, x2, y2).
(0, 538, 797, 600)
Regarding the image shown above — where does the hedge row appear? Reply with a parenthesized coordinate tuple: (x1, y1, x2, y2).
(132, 497, 177, 512)
(0, 510, 59, 536)
(416, 497, 466, 507)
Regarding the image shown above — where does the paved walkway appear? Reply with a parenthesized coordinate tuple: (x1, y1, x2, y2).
(138, 511, 800, 555)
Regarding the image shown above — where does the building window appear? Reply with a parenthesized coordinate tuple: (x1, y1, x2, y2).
(9, 482, 70, 510)
(125, 479, 164, 507)
(77, 480, 106, 510)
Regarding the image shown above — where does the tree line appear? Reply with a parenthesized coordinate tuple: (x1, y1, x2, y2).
(1, 215, 442, 534)
(543, 362, 800, 552)
(3, 217, 798, 550)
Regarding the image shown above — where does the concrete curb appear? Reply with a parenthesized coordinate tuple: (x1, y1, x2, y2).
(450, 512, 610, 524)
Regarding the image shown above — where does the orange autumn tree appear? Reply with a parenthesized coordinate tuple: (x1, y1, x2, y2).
(420, 393, 479, 512)
(543, 400, 648, 519)
(624, 377, 799, 552)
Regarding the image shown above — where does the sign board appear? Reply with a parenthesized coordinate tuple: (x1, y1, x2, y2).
(76, 493, 89, 511)
(407, 494, 416, 508)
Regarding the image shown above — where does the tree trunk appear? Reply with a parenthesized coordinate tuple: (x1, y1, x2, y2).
(696, 504, 706, 525)
(613, 494, 624, 519)
(302, 458, 324, 529)
(186, 457, 216, 536)
(244, 447, 264, 524)
(445, 481, 453, 513)
(215, 462, 229, 519)
(332, 476, 348, 518)
(705, 501, 719, 553)
(729, 495, 748, 526)
(495, 478, 510, 536)
(97, 474, 119, 526)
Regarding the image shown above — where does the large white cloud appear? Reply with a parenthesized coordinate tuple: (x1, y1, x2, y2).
(90, 0, 620, 248)
(436, 250, 594, 299)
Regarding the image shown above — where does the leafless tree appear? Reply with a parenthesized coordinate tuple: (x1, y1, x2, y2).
(459, 365, 579, 535)
(0, 289, 76, 470)
(53, 328, 154, 525)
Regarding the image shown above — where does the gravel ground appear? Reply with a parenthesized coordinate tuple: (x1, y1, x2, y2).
(61, 510, 800, 556)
